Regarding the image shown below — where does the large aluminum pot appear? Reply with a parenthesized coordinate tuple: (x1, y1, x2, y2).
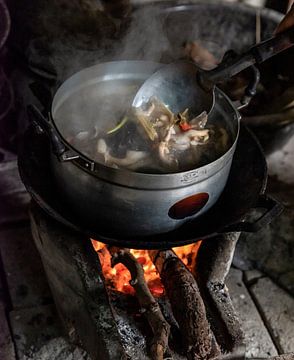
(30, 61, 240, 237)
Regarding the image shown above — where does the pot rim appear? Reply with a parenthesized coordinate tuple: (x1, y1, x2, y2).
(50, 60, 240, 190)
(157, 1, 283, 24)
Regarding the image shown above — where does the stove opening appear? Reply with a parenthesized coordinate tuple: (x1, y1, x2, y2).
(92, 240, 202, 296)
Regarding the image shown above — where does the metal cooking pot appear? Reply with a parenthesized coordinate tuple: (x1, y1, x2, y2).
(29, 61, 241, 237)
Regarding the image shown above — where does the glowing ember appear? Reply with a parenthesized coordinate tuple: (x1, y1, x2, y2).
(91, 240, 201, 296)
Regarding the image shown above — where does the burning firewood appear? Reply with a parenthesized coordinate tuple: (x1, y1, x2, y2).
(108, 246, 171, 360)
(149, 250, 220, 360)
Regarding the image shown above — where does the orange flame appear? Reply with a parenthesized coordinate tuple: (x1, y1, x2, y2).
(92, 240, 201, 296)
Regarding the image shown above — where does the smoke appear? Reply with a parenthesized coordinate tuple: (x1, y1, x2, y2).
(111, 5, 170, 62)
(22, 1, 281, 84)
(25, 1, 174, 82)
(24, 0, 116, 81)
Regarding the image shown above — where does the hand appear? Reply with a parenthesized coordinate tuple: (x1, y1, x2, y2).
(275, 3, 294, 34)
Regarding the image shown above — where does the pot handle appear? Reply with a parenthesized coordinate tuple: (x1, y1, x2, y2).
(221, 194, 283, 233)
(235, 64, 260, 110)
(216, 50, 260, 110)
(27, 104, 66, 157)
(29, 82, 53, 111)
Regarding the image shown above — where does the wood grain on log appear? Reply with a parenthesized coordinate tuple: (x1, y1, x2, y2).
(149, 250, 220, 360)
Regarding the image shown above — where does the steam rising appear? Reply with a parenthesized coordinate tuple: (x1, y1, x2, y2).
(113, 6, 170, 62)
(27, 2, 172, 82)
(22, 1, 280, 83)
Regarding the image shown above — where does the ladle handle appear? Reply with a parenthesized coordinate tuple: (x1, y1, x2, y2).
(202, 26, 294, 86)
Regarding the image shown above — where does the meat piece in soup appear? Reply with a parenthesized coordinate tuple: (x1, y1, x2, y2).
(70, 97, 231, 174)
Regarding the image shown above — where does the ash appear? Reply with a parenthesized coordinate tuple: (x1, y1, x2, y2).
(23, 338, 91, 360)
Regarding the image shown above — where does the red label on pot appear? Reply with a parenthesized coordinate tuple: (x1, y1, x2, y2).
(168, 193, 209, 219)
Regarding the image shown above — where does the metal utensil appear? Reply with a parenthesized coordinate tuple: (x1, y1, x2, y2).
(132, 27, 294, 116)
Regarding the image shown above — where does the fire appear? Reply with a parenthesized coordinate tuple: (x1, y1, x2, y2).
(91, 240, 201, 296)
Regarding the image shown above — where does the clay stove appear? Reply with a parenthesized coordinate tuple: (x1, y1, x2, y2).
(30, 203, 245, 360)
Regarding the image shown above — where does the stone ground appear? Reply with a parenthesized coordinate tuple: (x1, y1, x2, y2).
(233, 132, 294, 298)
(0, 152, 293, 359)
(0, 156, 91, 360)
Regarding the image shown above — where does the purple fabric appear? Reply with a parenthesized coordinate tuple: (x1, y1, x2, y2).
(0, 0, 14, 154)
(0, 0, 10, 51)
(0, 67, 13, 120)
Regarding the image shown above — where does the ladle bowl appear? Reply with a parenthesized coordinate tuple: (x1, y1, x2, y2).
(132, 27, 294, 117)
(132, 62, 215, 116)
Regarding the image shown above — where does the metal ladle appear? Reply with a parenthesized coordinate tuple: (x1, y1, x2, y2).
(132, 27, 294, 116)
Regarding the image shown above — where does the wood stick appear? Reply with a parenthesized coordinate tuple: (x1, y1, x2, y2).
(108, 247, 171, 360)
(149, 250, 220, 360)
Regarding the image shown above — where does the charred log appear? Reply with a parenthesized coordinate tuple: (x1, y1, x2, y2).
(108, 246, 170, 360)
(149, 250, 220, 360)
(194, 234, 245, 353)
